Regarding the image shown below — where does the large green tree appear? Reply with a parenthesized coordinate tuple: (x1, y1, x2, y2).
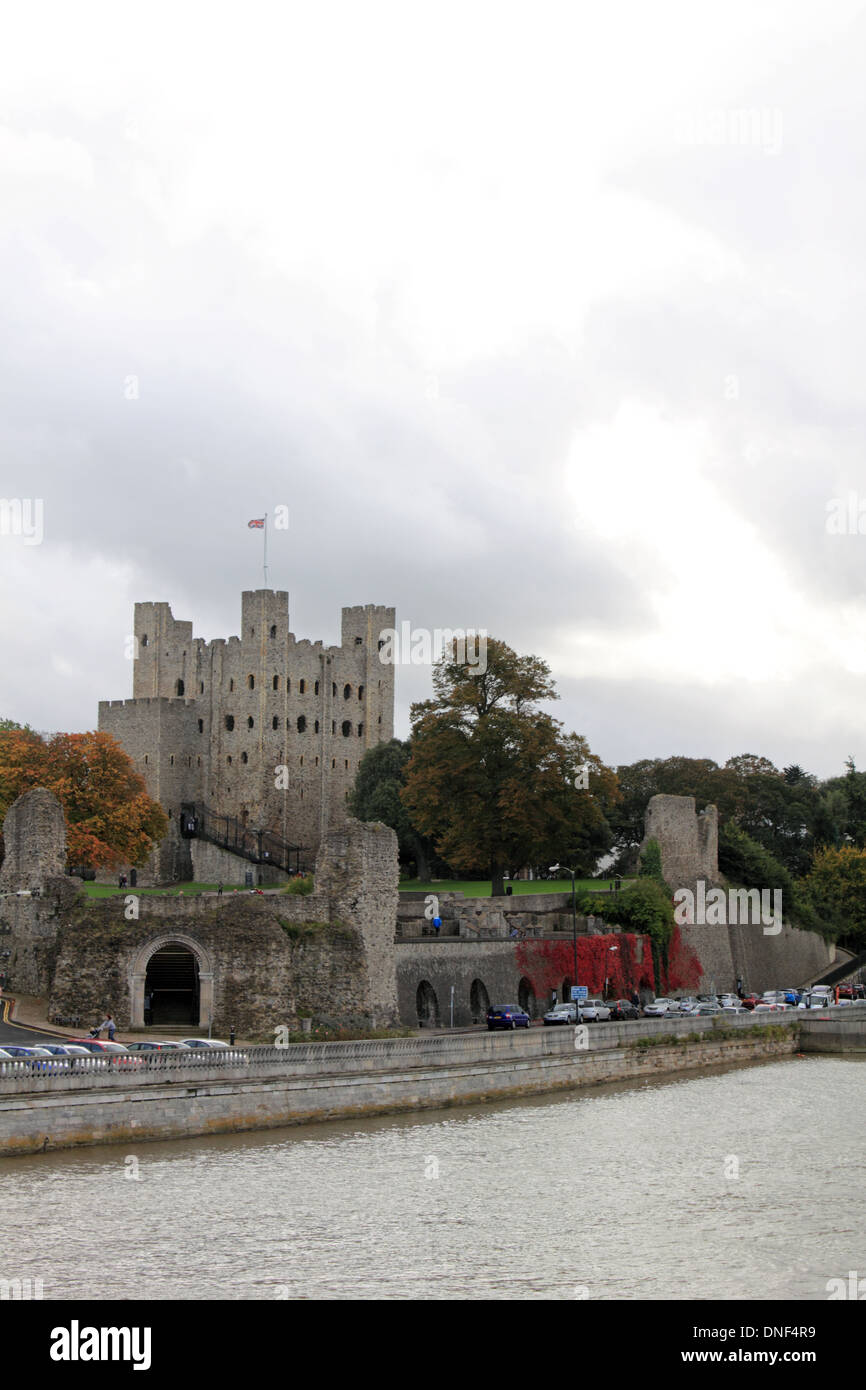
(349, 738, 442, 879)
(401, 638, 618, 895)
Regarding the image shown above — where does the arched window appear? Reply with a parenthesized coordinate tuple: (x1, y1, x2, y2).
(225, 716, 235, 731)
(141, 634, 148, 647)
(272, 675, 279, 690)
(241, 752, 248, 764)
(199, 681, 204, 694)
(169, 755, 174, 765)
(248, 675, 255, 690)
(358, 685, 364, 700)
(270, 625, 277, 638)
(343, 684, 351, 700)
(299, 679, 306, 694)
(272, 716, 279, 730)
(227, 755, 233, 765)
(416, 981, 439, 1026)
(332, 682, 337, 696)
(314, 680, 319, 695)
(470, 979, 491, 1021)
(247, 716, 254, 729)
(314, 720, 319, 733)
(175, 679, 185, 697)
(297, 715, 307, 733)
(342, 721, 352, 737)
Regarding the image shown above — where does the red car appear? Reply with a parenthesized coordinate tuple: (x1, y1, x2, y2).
(741, 995, 761, 1011)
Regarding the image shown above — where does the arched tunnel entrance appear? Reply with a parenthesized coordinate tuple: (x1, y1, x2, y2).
(145, 944, 200, 1025)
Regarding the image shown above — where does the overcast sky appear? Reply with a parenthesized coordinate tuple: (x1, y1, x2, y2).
(2, 0, 866, 779)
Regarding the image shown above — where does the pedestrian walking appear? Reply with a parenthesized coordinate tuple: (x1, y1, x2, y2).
(96, 1013, 116, 1041)
(217, 881, 223, 897)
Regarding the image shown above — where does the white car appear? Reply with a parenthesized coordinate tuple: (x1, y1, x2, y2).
(677, 997, 699, 1014)
(643, 998, 678, 1017)
(579, 1000, 611, 1022)
(543, 1005, 578, 1026)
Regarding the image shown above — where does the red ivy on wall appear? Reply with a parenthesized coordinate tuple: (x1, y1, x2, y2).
(660, 924, 703, 993)
(514, 933, 657, 998)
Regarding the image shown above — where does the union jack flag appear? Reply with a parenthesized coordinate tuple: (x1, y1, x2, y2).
(248, 518, 265, 528)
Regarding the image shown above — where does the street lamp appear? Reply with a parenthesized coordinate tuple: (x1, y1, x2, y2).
(604, 944, 618, 1000)
(550, 863, 578, 1012)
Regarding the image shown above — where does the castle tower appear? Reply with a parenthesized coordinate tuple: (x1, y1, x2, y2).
(99, 591, 396, 883)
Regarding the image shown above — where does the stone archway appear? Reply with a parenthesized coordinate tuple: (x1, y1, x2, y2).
(470, 978, 490, 1023)
(518, 976, 537, 1019)
(416, 980, 439, 1028)
(129, 934, 215, 1030)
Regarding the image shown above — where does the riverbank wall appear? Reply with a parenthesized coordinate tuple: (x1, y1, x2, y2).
(0, 1013, 817, 1156)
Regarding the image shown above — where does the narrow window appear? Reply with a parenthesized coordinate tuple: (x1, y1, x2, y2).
(199, 681, 204, 694)
(358, 724, 364, 737)
(273, 674, 279, 690)
(358, 685, 364, 700)
(270, 624, 277, 638)
(141, 634, 148, 647)
(314, 679, 319, 695)
(287, 678, 291, 693)
(227, 756, 233, 765)
(170, 755, 174, 765)
(342, 721, 352, 737)
(229, 678, 234, 692)
(315, 756, 319, 767)
(299, 755, 304, 766)
(225, 716, 235, 731)
(332, 720, 336, 734)
(343, 684, 351, 700)
(297, 715, 307, 733)
(345, 759, 349, 769)
(314, 720, 319, 733)
(299, 679, 306, 694)
(248, 674, 255, 690)
(144, 754, 148, 764)
(198, 719, 203, 733)
(241, 752, 248, 764)
(272, 716, 279, 730)
(332, 682, 337, 696)
(247, 716, 254, 729)
(175, 679, 185, 696)
(331, 758, 336, 768)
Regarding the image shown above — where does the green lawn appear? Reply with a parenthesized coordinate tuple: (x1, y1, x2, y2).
(82, 881, 227, 898)
(398, 877, 636, 897)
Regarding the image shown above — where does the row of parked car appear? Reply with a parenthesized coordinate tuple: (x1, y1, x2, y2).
(485, 984, 864, 1030)
(0, 1038, 241, 1067)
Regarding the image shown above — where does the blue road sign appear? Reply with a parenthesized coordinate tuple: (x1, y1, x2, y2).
(571, 986, 588, 1002)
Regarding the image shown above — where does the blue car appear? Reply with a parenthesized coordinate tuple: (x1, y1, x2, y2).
(486, 1004, 531, 1031)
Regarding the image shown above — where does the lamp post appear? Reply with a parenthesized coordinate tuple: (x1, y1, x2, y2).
(605, 944, 618, 1000)
(550, 863, 578, 1011)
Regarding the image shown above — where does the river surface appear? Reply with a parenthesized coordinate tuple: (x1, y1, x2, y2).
(1, 1055, 863, 1300)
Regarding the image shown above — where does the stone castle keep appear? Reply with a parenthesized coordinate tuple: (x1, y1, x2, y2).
(98, 590, 395, 882)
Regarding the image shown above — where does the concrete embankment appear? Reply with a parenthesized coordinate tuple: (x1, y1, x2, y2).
(2, 1011, 843, 1155)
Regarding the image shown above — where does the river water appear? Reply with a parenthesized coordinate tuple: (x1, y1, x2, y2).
(1, 1055, 863, 1300)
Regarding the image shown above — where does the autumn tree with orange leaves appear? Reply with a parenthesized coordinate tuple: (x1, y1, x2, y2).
(0, 722, 167, 872)
(400, 639, 618, 896)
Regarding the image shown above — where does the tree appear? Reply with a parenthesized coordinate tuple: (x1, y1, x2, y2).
(0, 728, 167, 871)
(401, 637, 617, 895)
(803, 845, 866, 949)
(349, 739, 441, 879)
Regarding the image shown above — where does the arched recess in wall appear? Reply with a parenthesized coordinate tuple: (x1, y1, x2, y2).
(469, 978, 490, 1022)
(129, 934, 215, 1031)
(560, 977, 572, 1006)
(518, 976, 537, 1019)
(416, 980, 439, 1027)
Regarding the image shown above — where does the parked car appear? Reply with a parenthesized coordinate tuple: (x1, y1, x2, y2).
(741, 994, 761, 1011)
(797, 994, 831, 1010)
(607, 999, 639, 1021)
(486, 1006, 531, 1031)
(1, 1045, 53, 1057)
(721, 1005, 749, 1015)
(753, 1002, 788, 1013)
(682, 1002, 721, 1016)
(124, 1040, 192, 1051)
(579, 999, 611, 1022)
(41, 1044, 92, 1057)
(543, 1005, 577, 1026)
(677, 997, 699, 1014)
(643, 998, 678, 1017)
(718, 994, 739, 1008)
(180, 1038, 234, 1048)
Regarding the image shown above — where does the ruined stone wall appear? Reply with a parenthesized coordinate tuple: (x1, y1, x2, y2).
(641, 794, 720, 892)
(98, 591, 395, 876)
(0, 788, 79, 993)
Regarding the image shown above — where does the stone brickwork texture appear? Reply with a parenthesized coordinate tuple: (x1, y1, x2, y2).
(98, 590, 395, 880)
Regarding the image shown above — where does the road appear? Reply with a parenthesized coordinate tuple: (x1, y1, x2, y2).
(0, 999, 72, 1047)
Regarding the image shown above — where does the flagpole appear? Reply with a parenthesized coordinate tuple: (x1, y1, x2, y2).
(263, 513, 268, 587)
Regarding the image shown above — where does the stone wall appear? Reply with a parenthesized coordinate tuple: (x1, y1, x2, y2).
(0, 788, 79, 994)
(641, 794, 720, 892)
